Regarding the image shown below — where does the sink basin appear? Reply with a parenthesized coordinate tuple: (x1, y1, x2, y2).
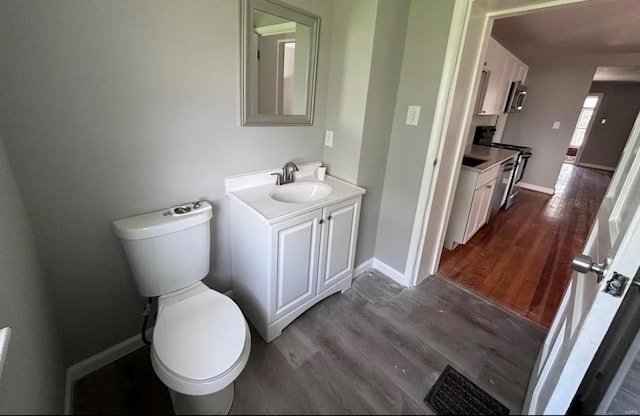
(270, 182, 332, 203)
(462, 156, 488, 167)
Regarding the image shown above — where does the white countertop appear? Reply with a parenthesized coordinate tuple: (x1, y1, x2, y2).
(226, 163, 366, 224)
(462, 144, 519, 173)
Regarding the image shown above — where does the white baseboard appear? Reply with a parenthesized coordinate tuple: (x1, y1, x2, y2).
(519, 182, 555, 195)
(353, 258, 374, 277)
(372, 258, 407, 286)
(64, 329, 152, 414)
(576, 162, 616, 172)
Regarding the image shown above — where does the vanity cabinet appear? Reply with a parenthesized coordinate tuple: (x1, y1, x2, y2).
(444, 164, 499, 250)
(230, 195, 361, 342)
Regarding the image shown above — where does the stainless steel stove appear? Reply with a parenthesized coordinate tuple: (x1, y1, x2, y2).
(473, 126, 533, 210)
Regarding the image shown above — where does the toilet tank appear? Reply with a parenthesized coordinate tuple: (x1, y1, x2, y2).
(112, 201, 213, 297)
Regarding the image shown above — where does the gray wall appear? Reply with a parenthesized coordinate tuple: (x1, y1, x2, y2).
(608, 345, 640, 414)
(579, 82, 640, 169)
(354, 0, 410, 266)
(323, 0, 378, 183)
(502, 54, 640, 190)
(0, 134, 65, 413)
(0, 0, 333, 365)
(375, 0, 456, 273)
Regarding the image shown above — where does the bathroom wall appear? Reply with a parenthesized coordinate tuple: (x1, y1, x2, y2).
(322, 0, 409, 267)
(323, 0, 378, 183)
(579, 81, 640, 170)
(0, 0, 334, 365)
(375, 0, 457, 275)
(355, 0, 410, 266)
(0, 133, 65, 413)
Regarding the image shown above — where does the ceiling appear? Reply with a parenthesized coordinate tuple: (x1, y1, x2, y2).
(593, 66, 640, 82)
(492, 0, 640, 59)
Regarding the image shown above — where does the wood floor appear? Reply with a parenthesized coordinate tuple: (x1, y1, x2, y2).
(440, 163, 613, 328)
(73, 272, 545, 415)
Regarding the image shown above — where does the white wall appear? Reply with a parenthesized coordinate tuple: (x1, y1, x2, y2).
(0, 0, 334, 365)
(502, 53, 640, 190)
(374, 0, 456, 273)
(579, 82, 640, 169)
(0, 134, 65, 413)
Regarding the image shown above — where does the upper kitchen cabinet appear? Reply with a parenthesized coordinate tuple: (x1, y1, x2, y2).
(477, 37, 528, 115)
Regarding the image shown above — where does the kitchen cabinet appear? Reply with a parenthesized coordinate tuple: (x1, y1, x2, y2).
(464, 178, 497, 242)
(479, 37, 509, 115)
(230, 195, 361, 342)
(444, 164, 500, 250)
(478, 37, 529, 115)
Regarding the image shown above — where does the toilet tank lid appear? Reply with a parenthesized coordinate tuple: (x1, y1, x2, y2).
(112, 201, 212, 240)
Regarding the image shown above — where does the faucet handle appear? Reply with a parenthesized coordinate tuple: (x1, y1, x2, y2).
(271, 172, 283, 185)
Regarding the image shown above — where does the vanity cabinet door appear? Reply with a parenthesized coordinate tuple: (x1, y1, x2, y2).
(317, 198, 360, 294)
(271, 209, 322, 320)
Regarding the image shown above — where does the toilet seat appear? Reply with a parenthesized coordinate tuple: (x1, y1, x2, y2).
(151, 282, 251, 396)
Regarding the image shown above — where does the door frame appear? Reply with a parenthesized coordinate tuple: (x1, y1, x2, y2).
(404, 0, 589, 287)
(574, 92, 605, 164)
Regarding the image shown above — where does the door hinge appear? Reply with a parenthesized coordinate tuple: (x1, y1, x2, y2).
(604, 272, 629, 297)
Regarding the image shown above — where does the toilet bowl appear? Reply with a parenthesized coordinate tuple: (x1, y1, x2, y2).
(112, 201, 250, 415)
(150, 283, 250, 414)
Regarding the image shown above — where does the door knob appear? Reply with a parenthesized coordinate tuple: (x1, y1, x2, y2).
(572, 254, 609, 282)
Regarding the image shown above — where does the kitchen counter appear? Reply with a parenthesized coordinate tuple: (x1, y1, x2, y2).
(225, 162, 365, 224)
(462, 144, 519, 172)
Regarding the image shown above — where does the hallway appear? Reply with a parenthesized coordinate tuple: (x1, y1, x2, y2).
(440, 163, 613, 328)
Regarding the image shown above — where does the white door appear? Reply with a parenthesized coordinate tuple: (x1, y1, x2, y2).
(271, 209, 322, 319)
(524, 111, 640, 414)
(317, 198, 360, 294)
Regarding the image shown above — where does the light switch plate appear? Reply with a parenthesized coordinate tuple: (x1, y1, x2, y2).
(552, 121, 561, 129)
(406, 106, 421, 126)
(324, 130, 333, 147)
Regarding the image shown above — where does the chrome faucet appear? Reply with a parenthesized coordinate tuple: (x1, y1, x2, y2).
(271, 161, 299, 186)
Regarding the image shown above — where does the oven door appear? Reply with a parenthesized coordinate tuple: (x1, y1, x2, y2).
(515, 151, 532, 183)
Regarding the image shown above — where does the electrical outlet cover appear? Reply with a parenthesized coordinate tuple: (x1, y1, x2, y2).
(406, 106, 421, 126)
(324, 130, 333, 147)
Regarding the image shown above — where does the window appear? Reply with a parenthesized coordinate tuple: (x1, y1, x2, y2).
(570, 95, 600, 148)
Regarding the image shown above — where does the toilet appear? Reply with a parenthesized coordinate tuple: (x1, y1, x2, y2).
(113, 201, 250, 415)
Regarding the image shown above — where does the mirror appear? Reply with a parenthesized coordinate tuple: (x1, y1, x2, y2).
(241, 0, 320, 125)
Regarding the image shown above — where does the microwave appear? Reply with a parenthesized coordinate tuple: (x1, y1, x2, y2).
(505, 81, 527, 113)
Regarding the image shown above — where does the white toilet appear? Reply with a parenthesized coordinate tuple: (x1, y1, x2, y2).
(113, 201, 250, 415)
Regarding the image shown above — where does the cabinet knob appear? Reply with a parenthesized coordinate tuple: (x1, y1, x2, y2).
(327, 216, 332, 221)
(319, 219, 324, 225)
(486, 184, 492, 189)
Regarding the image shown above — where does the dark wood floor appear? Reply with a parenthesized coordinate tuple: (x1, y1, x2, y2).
(440, 164, 613, 328)
(73, 272, 545, 415)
